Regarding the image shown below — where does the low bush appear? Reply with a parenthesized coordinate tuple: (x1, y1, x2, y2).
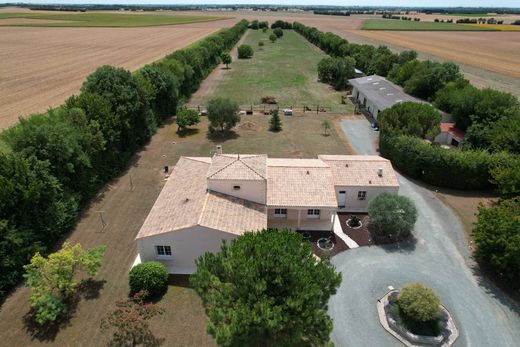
(129, 262, 168, 298)
(237, 44, 254, 59)
(273, 28, 284, 38)
(393, 283, 441, 336)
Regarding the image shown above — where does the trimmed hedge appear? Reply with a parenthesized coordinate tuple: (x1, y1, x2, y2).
(379, 134, 515, 190)
(129, 262, 169, 298)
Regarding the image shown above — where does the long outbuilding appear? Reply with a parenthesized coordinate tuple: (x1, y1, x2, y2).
(349, 75, 423, 119)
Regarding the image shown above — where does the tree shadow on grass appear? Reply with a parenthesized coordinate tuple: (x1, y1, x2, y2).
(207, 130, 240, 143)
(23, 278, 105, 342)
(177, 128, 199, 138)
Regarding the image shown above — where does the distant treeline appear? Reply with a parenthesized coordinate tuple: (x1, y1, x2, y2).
(0, 20, 249, 301)
(313, 10, 350, 16)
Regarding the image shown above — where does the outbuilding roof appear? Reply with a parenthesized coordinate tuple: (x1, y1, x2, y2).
(349, 75, 423, 112)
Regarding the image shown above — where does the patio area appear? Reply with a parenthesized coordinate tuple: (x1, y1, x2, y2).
(336, 212, 374, 247)
(296, 230, 349, 258)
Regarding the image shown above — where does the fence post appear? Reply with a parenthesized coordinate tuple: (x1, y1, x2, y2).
(317, 105, 319, 115)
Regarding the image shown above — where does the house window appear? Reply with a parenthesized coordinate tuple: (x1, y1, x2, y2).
(307, 209, 320, 219)
(357, 191, 367, 200)
(274, 208, 287, 218)
(155, 245, 172, 258)
(233, 185, 241, 190)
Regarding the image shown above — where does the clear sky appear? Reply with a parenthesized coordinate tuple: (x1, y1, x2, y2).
(11, 1, 520, 8)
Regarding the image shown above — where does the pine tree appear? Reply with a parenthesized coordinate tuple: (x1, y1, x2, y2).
(269, 110, 282, 132)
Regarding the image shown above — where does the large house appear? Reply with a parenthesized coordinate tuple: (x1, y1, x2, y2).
(135, 149, 399, 273)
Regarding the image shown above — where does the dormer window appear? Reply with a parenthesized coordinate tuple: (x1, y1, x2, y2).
(233, 185, 241, 190)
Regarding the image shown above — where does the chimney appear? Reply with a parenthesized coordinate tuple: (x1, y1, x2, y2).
(216, 145, 223, 155)
(377, 168, 383, 177)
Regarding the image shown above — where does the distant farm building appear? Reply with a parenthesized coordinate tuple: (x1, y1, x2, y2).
(434, 122, 465, 147)
(349, 75, 422, 119)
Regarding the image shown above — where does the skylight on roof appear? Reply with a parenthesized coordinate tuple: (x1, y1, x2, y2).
(387, 93, 394, 96)
(379, 87, 386, 90)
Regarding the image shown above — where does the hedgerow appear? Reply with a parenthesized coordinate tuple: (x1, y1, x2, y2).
(0, 20, 248, 300)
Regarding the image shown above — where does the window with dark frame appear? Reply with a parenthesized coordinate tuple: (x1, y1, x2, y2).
(274, 208, 287, 217)
(357, 191, 367, 200)
(307, 209, 320, 216)
(156, 245, 172, 257)
(233, 185, 241, 190)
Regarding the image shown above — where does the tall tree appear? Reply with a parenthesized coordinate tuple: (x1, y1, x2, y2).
(207, 97, 240, 133)
(191, 229, 341, 347)
(269, 110, 282, 132)
(368, 192, 418, 240)
(24, 243, 106, 325)
(378, 102, 441, 140)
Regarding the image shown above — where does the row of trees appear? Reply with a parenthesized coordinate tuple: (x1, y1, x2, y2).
(293, 22, 417, 79)
(0, 19, 249, 300)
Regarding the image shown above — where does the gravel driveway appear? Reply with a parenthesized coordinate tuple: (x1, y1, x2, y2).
(330, 119, 520, 347)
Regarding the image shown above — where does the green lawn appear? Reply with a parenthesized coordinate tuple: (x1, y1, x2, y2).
(206, 29, 353, 114)
(362, 18, 498, 31)
(0, 12, 226, 27)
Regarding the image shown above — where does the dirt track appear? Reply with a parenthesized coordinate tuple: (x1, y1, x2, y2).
(0, 18, 238, 130)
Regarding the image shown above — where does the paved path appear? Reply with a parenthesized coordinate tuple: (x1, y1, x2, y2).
(330, 119, 520, 347)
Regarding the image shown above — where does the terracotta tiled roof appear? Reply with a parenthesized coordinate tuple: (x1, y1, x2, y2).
(136, 157, 210, 239)
(199, 192, 267, 235)
(267, 158, 329, 168)
(319, 155, 400, 187)
(266, 164, 337, 208)
(440, 123, 465, 140)
(136, 156, 267, 239)
(207, 154, 267, 180)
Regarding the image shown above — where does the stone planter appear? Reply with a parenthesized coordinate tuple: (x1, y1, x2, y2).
(346, 218, 363, 229)
(376, 290, 459, 347)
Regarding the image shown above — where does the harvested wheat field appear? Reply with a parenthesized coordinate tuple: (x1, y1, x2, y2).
(350, 30, 520, 77)
(0, 18, 237, 130)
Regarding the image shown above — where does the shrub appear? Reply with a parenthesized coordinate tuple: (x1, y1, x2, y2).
(221, 52, 232, 68)
(273, 28, 284, 38)
(258, 41, 264, 47)
(237, 44, 254, 59)
(129, 262, 168, 298)
(472, 198, 520, 288)
(269, 34, 277, 43)
(397, 283, 441, 323)
(368, 192, 417, 239)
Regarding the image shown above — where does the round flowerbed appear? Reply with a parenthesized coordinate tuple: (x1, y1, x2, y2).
(377, 283, 458, 346)
(346, 215, 363, 229)
(317, 237, 334, 251)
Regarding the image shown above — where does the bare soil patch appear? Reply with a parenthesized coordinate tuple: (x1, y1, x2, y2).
(0, 17, 77, 24)
(0, 18, 238, 130)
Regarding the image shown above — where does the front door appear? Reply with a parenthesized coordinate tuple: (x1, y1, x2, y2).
(338, 191, 346, 208)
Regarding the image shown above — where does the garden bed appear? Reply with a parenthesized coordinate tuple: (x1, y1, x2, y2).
(296, 230, 348, 258)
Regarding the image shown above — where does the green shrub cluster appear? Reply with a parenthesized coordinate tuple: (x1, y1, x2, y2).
(129, 262, 169, 298)
(317, 56, 356, 90)
(270, 20, 293, 29)
(237, 44, 254, 59)
(0, 19, 248, 300)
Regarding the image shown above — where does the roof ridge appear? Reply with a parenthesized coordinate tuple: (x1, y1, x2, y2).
(238, 157, 266, 179)
(197, 192, 210, 226)
(207, 156, 238, 178)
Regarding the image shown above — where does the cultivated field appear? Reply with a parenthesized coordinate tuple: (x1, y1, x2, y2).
(349, 30, 520, 78)
(190, 29, 354, 114)
(0, 11, 226, 27)
(0, 17, 238, 130)
(362, 18, 499, 31)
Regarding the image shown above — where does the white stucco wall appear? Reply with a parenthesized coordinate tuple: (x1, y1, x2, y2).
(338, 186, 399, 212)
(136, 226, 238, 274)
(354, 88, 380, 119)
(208, 179, 266, 204)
